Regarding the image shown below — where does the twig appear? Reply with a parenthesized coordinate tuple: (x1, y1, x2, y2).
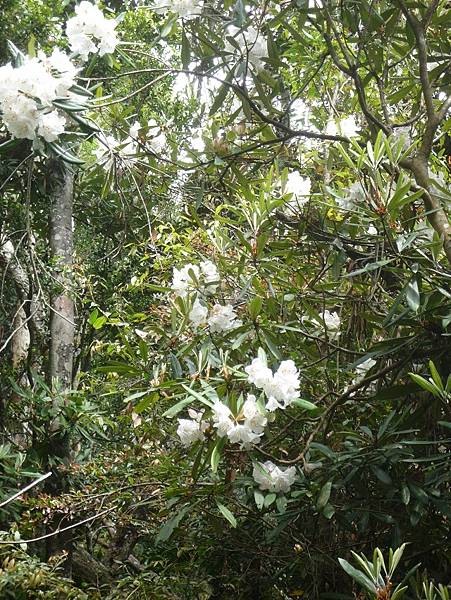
(0, 472, 52, 508)
(0, 508, 115, 545)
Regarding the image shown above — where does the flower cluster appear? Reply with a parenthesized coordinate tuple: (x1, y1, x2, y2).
(245, 356, 301, 412)
(153, 0, 204, 19)
(326, 115, 359, 138)
(66, 1, 119, 61)
(253, 461, 297, 493)
(171, 261, 242, 333)
(0, 49, 79, 142)
(212, 395, 267, 448)
(336, 181, 366, 212)
(284, 172, 311, 211)
(207, 303, 242, 333)
(95, 119, 167, 170)
(176, 395, 267, 449)
(347, 357, 377, 395)
(171, 260, 219, 297)
(176, 409, 209, 446)
(188, 298, 209, 327)
(313, 310, 340, 340)
(225, 26, 268, 71)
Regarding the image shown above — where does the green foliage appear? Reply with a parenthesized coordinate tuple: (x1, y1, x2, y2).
(0, 0, 450, 598)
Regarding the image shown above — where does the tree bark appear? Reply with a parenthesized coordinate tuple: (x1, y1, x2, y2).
(48, 161, 75, 392)
(46, 159, 75, 569)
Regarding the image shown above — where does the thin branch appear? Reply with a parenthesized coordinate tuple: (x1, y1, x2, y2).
(261, 358, 411, 465)
(0, 473, 52, 508)
(423, 0, 440, 29)
(0, 508, 115, 545)
(397, 0, 435, 118)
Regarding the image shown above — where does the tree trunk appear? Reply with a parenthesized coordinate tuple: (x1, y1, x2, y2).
(48, 161, 75, 392)
(46, 159, 75, 569)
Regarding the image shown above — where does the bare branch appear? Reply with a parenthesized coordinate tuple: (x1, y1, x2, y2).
(397, 0, 435, 118)
(0, 473, 52, 508)
(0, 508, 114, 545)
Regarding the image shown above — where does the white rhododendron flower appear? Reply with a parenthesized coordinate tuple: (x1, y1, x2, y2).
(245, 356, 301, 411)
(199, 260, 219, 293)
(171, 263, 201, 297)
(212, 400, 234, 438)
(188, 297, 208, 327)
(211, 396, 267, 448)
(147, 119, 166, 153)
(225, 26, 268, 71)
(171, 260, 219, 298)
(153, 0, 204, 19)
(318, 310, 340, 339)
(94, 134, 120, 170)
(354, 357, 376, 381)
(176, 409, 208, 446)
(66, 1, 119, 61)
(284, 172, 311, 211)
(253, 461, 297, 493)
(227, 423, 261, 446)
(0, 50, 79, 142)
(339, 115, 358, 138)
(245, 357, 273, 390)
(1, 94, 39, 140)
(242, 395, 267, 434)
(266, 360, 301, 411)
(37, 111, 66, 142)
(336, 181, 365, 212)
(208, 304, 242, 333)
(39, 48, 80, 97)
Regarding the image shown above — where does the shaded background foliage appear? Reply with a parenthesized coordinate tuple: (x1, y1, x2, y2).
(0, 0, 450, 598)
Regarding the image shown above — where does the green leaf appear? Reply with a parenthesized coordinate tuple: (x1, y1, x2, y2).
(160, 15, 176, 38)
(231, 0, 246, 27)
(401, 484, 410, 505)
(27, 34, 36, 58)
(181, 384, 214, 408)
(291, 398, 318, 411)
(123, 390, 149, 403)
(162, 397, 193, 418)
(264, 493, 276, 508)
(345, 259, 393, 277)
(48, 142, 84, 165)
(406, 278, 420, 312)
(409, 373, 440, 397)
(248, 296, 263, 320)
(88, 309, 99, 325)
(317, 481, 332, 510)
(170, 353, 183, 378)
(428, 361, 444, 391)
(254, 489, 264, 510)
(0, 138, 22, 154)
(338, 558, 377, 593)
(276, 496, 287, 513)
(155, 505, 190, 543)
(209, 71, 234, 116)
(322, 503, 335, 519)
(371, 466, 392, 485)
(216, 502, 237, 527)
(181, 28, 191, 69)
(92, 316, 107, 330)
(211, 437, 226, 473)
